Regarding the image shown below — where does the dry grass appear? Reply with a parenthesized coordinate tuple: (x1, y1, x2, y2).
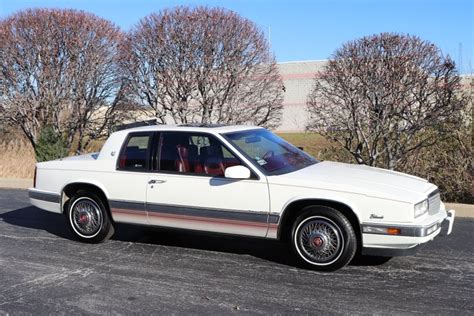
(0, 137, 106, 179)
(277, 132, 331, 158)
(0, 139, 36, 178)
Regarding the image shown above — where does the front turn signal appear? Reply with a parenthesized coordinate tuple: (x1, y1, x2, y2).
(387, 228, 401, 235)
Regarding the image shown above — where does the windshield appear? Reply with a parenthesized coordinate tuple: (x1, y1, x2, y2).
(223, 129, 318, 175)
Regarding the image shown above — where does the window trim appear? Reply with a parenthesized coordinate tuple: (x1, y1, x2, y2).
(116, 131, 155, 172)
(153, 131, 260, 180)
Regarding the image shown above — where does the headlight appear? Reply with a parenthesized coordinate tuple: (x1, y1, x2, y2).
(414, 199, 429, 218)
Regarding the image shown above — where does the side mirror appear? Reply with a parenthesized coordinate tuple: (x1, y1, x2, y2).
(224, 165, 251, 179)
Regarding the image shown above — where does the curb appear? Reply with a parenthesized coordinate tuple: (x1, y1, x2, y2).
(445, 203, 474, 219)
(0, 178, 32, 190)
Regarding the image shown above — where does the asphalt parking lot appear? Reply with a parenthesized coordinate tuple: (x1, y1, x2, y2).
(0, 189, 473, 314)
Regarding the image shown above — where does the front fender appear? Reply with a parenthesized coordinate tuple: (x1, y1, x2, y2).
(267, 187, 364, 239)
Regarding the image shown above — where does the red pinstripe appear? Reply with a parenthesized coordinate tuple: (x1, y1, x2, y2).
(111, 208, 278, 228)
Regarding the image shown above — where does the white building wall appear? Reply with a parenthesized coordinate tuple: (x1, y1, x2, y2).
(276, 61, 473, 132)
(119, 60, 472, 133)
(276, 60, 327, 132)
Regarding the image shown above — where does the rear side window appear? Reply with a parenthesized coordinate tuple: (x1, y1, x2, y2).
(118, 133, 152, 171)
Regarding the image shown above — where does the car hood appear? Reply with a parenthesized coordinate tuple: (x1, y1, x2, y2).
(267, 161, 436, 203)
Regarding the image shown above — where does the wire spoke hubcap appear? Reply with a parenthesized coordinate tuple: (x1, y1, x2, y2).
(72, 199, 102, 236)
(298, 218, 342, 264)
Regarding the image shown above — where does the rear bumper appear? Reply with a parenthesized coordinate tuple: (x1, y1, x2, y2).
(28, 188, 62, 213)
(361, 209, 455, 257)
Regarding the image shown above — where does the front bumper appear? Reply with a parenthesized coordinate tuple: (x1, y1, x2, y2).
(361, 209, 455, 257)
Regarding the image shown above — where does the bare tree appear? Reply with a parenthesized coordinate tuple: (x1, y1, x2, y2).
(307, 33, 467, 170)
(120, 6, 283, 128)
(0, 8, 126, 155)
(404, 77, 472, 203)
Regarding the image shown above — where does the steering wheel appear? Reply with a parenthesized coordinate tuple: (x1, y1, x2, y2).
(263, 150, 274, 160)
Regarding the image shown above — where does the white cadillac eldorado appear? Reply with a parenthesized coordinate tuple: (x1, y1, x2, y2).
(29, 124, 455, 271)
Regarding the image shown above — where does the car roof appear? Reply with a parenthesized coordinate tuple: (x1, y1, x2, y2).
(116, 124, 264, 135)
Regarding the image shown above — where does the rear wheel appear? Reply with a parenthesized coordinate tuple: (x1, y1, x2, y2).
(291, 206, 357, 271)
(67, 191, 114, 243)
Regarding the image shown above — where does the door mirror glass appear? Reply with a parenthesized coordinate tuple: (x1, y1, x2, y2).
(224, 165, 251, 179)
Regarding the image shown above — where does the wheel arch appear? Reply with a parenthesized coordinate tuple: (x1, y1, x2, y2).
(277, 198, 362, 252)
(61, 181, 110, 216)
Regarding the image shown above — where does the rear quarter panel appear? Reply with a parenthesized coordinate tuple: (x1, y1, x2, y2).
(35, 163, 149, 206)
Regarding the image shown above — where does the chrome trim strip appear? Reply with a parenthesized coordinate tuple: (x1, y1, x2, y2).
(109, 200, 146, 212)
(28, 190, 60, 203)
(147, 203, 273, 224)
(428, 189, 440, 198)
(109, 199, 279, 224)
(361, 222, 441, 237)
(428, 190, 441, 215)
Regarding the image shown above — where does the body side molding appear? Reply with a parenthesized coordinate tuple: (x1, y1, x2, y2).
(109, 199, 279, 227)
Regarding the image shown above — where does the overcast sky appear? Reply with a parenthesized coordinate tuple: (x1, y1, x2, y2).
(1, 0, 472, 73)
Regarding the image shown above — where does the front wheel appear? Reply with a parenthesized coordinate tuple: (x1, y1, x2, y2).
(291, 206, 357, 271)
(67, 191, 114, 243)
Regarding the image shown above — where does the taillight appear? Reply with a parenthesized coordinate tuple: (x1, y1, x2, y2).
(33, 167, 37, 188)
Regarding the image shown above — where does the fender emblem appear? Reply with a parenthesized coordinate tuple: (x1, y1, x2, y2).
(370, 214, 384, 219)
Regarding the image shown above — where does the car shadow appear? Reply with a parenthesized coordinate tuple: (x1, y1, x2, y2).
(0, 206, 298, 267)
(1, 206, 388, 268)
(0, 206, 73, 240)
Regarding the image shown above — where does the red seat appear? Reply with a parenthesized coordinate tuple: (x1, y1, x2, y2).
(175, 145, 190, 172)
(223, 158, 240, 169)
(188, 144, 203, 173)
(203, 146, 225, 176)
(194, 161, 204, 173)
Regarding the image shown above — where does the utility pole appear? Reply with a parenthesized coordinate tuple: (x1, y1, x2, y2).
(268, 26, 271, 46)
(458, 42, 463, 74)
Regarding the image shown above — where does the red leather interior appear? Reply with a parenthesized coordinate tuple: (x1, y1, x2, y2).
(194, 162, 204, 173)
(175, 145, 190, 172)
(188, 145, 203, 173)
(119, 154, 126, 168)
(161, 134, 241, 176)
(223, 158, 240, 169)
(204, 160, 225, 176)
(203, 146, 226, 176)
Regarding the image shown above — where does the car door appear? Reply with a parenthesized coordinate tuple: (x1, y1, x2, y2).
(145, 131, 271, 237)
(106, 132, 154, 226)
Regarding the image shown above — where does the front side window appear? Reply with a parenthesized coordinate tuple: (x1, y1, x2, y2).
(158, 132, 241, 177)
(118, 133, 151, 171)
(224, 129, 318, 175)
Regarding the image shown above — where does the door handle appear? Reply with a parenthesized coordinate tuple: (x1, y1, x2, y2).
(148, 179, 166, 184)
